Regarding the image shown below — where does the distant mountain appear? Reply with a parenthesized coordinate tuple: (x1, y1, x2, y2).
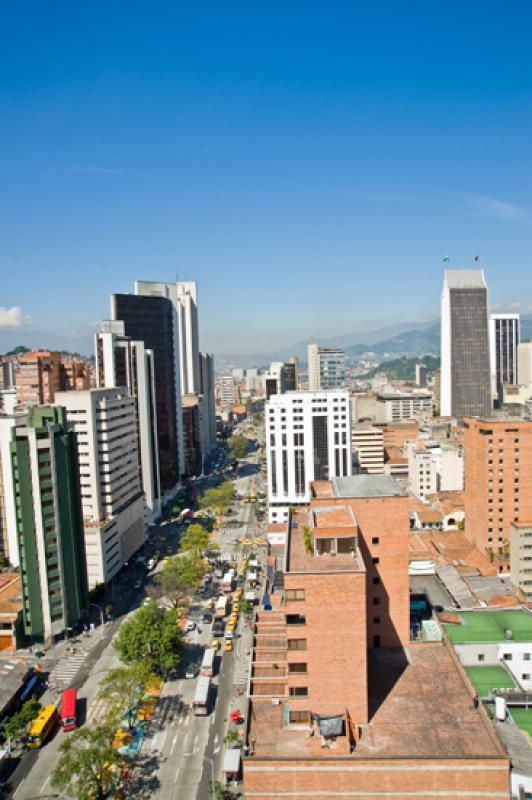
(345, 323, 440, 359)
(0, 327, 96, 357)
(359, 354, 440, 381)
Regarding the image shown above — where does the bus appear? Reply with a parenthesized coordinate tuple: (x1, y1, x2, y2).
(215, 596, 228, 618)
(192, 676, 211, 716)
(200, 647, 215, 678)
(27, 705, 59, 748)
(222, 570, 234, 593)
(60, 688, 77, 731)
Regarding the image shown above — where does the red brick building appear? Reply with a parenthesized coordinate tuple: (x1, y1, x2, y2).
(464, 417, 532, 559)
(244, 474, 509, 798)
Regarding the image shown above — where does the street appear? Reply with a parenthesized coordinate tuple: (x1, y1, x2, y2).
(5, 425, 266, 800)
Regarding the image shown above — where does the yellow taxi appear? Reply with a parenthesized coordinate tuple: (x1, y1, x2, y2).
(232, 602, 240, 614)
(224, 639, 233, 652)
(234, 588, 242, 600)
(210, 639, 220, 652)
(226, 620, 236, 632)
(241, 538, 252, 546)
(254, 537, 266, 546)
(204, 598, 215, 610)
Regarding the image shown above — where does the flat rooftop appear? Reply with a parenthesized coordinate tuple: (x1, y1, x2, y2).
(287, 510, 364, 573)
(311, 504, 357, 530)
(442, 610, 532, 644)
(464, 665, 516, 698)
(331, 475, 407, 498)
(247, 643, 504, 760)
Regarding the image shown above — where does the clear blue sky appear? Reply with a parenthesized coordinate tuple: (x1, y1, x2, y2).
(1, 1, 531, 355)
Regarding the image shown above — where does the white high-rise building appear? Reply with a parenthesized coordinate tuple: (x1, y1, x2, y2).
(0, 416, 18, 566)
(219, 375, 236, 408)
(55, 388, 146, 588)
(489, 313, 520, 403)
(352, 424, 384, 474)
(95, 321, 161, 521)
(307, 344, 346, 391)
(518, 341, 532, 387)
(440, 270, 491, 417)
(266, 390, 352, 522)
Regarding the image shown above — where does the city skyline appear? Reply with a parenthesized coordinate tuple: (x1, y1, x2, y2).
(2, 3, 532, 353)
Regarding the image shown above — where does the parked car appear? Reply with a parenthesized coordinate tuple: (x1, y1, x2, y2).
(185, 621, 196, 632)
(202, 612, 213, 624)
(185, 665, 197, 679)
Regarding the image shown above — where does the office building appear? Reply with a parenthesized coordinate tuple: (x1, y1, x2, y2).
(490, 313, 520, 404)
(219, 374, 236, 408)
(307, 344, 346, 391)
(9, 406, 88, 642)
(266, 391, 351, 521)
(111, 292, 182, 493)
(351, 423, 384, 474)
(351, 389, 433, 424)
(464, 417, 532, 557)
(440, 269, 492, 417)
(407, 443, 438, 500)
(95, 321, 161, 521)
(415, 363, 427, 386)
(199, 352, 217, 453)
(55, 388, 146, 588)
(287, 356, 299, 389)
(15, 350, 62, 409)
(518, 341, 532, 387)
(182, 395, 203, 477)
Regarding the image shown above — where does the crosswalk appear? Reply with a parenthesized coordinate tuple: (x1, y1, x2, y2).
(234, 660, 249, 685)
(86, 695, 111, 725)
(48, 649, 88, 689)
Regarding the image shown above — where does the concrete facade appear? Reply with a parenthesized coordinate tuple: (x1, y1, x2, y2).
(307, 344, 346, 391)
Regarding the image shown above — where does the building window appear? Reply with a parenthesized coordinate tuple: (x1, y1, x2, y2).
(285, 588, 305, 601)
(477, 654, 485, 662)
(503, 653, 512, 661)
(289, 686, 309, 697)
(372, 597, 380, 605)
(372, 557, 380, 565)
(372, 537, 379, 545)
(286, 614, 306, 626)
(523, 674, 531, 681)
(289, 710, 310, 723)
(372, 577, 381, 585)
(524, 653, 531, 661)
(373, 617, 380, 624)
(287, 639, 307, 651)
(288, 662, 307, 673)
(373, 635, 381, 648)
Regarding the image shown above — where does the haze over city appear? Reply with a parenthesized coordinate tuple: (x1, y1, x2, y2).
(1, 2, 532, 354)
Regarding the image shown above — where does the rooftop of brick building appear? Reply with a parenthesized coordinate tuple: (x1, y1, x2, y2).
(247, 643, 504, 761)
(287, 510, 364, 573)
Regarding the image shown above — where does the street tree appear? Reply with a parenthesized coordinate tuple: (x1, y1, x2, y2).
(51, 724, 121, 800)
(113, 602, 183, 676)
(3, 698, 41, 749)
(156, 552, 208, 608)
(229, 435, 249, 461)
(179, 523, 211, 556)
(97, 662, 159, 728)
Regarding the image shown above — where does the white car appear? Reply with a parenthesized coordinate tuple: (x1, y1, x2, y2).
(185, 621, 196, 632)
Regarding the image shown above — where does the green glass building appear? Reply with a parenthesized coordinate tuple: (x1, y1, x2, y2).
(10, 406, 88, 643)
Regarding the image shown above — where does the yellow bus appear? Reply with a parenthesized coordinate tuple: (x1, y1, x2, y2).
(27, 705, 59, 748)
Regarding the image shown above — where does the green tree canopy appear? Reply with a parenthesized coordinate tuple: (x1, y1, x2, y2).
(179, 523, 211, 556)
(113, 603, 183, 676)
(229, 435, 249, 460)
(3, 698, 41, 746)
(156, 552, 208, 607)
(97, 663, 159, 728)
(52, 724, 121, 800)
(198, 480, 233, 514)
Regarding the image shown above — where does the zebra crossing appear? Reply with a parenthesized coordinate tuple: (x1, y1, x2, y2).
(86, 695, 111, 725)
(48, 648, 88, 689)
(233, 659, 249, 686)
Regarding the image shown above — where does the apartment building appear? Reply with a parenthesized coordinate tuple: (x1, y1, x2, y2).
(266, 391, 352, 521)
(55, 388, 146, 588)
(15, 350, 62, 409)
(510, 521, 532, 600)
(218, 374, 236, 408)
(464, 417, 532, 557)
(407, 443, 438, 500)
(490, 313, 520, 404)
(518, 341, 532, 387)
(199, 352, 217, 453)
(307, 344, 346, 390)
(60, 356, 92, 392)
(352, 423, 384, 474)
(351, 390, 432, 424)
(440, 269, 492, 417)
(9, 406, 88, 642)
(0, 417, 17, 566)
(111, 292, 183, 492)
(415, 363, 427, 386)
(95, 321, 161, 521)
(181, 394, 203, 477)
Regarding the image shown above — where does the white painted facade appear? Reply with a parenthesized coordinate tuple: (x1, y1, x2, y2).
(95, 322, 161, 521)
(0, 416, 18, 566)
(406, 443, 438, 500)
(266, 390, 352, 522)
(55, 388, 146, 588)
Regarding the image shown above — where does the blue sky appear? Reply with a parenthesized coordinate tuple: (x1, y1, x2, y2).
(1, 1, 531, 354)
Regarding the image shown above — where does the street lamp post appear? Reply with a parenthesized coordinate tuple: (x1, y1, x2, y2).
(90, 602, 105, 627)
